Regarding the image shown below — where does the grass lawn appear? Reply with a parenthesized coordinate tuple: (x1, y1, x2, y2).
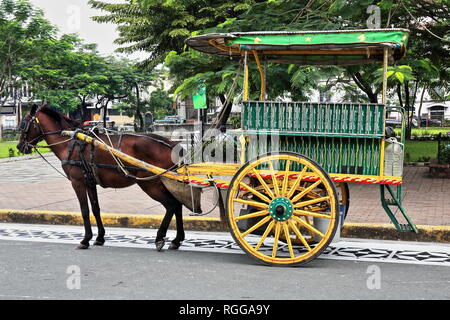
(0, 141, 49, 159)
(395, 127, 450, 137)
(404, 140, 438, 162)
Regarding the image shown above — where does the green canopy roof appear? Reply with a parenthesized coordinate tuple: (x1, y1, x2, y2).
(185, 29, 409, 65)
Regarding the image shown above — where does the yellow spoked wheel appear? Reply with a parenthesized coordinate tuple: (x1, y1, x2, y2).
(226, 152, 339, 266)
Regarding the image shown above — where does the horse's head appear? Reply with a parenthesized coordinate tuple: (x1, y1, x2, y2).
(17, 104, 43, 154)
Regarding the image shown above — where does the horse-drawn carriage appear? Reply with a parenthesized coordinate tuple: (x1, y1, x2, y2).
(18, 29, 417, 266)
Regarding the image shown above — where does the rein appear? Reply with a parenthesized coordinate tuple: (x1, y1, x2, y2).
(33, 146, 70, 180)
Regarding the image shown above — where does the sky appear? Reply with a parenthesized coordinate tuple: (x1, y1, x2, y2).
(29, 0, 148, 60)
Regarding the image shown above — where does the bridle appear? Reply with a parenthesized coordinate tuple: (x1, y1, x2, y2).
(19, 110, 66, 149)
(18, 109, 71, 180)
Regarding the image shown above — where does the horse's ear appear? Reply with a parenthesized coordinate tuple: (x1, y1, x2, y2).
(30, 104, 39, 116)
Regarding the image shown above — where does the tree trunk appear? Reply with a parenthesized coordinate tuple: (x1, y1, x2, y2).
(78, 96, 90, 122)
(404, 81, 413, 140)
(417, 85, 427, 128)
(351, 72, 378, 103)
(214, 93, 232, 128)
(135, 83, 144, 132)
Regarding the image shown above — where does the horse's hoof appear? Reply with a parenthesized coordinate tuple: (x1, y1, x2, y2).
(93, 240, 104, 246)
(76, 243, 89, 250)
(155, 240, 165, 251)
(169, 242, 181, 250)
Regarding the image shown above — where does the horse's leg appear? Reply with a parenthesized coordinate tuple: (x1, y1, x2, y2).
(168, 201, 184, 250)
(72, 181, 93, 249)
(137, 181, 181, 251)
(154, 201, 177, 251)
(87, 185, 105, 246)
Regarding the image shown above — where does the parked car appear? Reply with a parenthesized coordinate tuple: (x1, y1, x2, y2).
(420, 118, 442, 127)
(386, 118, 402, 128)
(118, 123, 135, 132)
(82, 120, 116, 129)
(154, 115, 185, 124)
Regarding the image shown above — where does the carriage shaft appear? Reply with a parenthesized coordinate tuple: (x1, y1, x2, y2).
(61, 131, 235, 188)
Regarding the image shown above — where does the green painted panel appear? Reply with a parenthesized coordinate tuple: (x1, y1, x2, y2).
(231, 30, 408, 47)
(242, 101, 385, 138)
(240, 134, 381, 176)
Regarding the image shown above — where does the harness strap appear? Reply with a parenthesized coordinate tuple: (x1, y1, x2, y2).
(61, 160, 149, 173)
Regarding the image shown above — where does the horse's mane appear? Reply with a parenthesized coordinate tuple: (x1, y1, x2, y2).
(39, 106, 82, 129)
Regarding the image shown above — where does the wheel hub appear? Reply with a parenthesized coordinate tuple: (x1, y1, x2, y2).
(269, 197, 293, 221)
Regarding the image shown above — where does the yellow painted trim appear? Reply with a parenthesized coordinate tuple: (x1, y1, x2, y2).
(252, 50, 265, 101)
(379, 138, 386, 177)
(239, 135, 247, 164)
(243, 59, 249, 101)
(207, 39, 240, 54)
(253, 169, 402, 184)
(180, 162, 240, 176)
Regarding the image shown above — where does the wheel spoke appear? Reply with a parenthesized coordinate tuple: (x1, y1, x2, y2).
(235, 209, 269, 221)
(282, 222, 295, 259)
(255, 220, 275, 251)
(294, 196, 330, 209)
(233, 198, 269, 209)
(288, 219, 312, 251)
(302, 216, 314, 237)
(272, 222, 281, 258)
(293, 209, 331, 219)
(252, 169, 275, 199)
(239, 182, 272, 203)
(268, 160, 280, 197)
(286, 166, 308, 199)
(292, 216, 325, 238)
(281, 160, 291, 197)
(291, 180, 323, 203)
(241, 215, 272, 237)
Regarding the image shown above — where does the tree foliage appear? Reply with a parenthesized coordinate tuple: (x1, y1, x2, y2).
(0, 0, 55, 109)
(89, 0, 256, 69)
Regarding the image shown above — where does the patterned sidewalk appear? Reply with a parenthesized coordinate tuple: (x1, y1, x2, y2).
(0, 155, 449, 226)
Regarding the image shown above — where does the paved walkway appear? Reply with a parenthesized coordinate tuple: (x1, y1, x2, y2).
(0, 154, 449, 226)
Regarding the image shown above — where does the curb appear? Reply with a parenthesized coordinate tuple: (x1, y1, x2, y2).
(1, 209, 450, 243)
(0, 209, 226, 232)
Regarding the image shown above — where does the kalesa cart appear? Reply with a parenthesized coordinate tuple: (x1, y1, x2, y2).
(63, 29, 418, 266)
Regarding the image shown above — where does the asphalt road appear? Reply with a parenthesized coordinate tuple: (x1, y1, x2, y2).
(1, 239, 449, 300)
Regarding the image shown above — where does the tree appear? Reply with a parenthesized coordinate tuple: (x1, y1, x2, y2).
(149, 87, 173, 118)
(89, 0, 256, 69)
(23, 34, 111, 118)
(101, 59, 157, 131)
(90, 0, 449, 132)
(0, 0, 55, 110)
(21, 33, 159, 129)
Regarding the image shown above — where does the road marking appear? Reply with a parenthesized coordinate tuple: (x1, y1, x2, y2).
(1, 223, 450, 267)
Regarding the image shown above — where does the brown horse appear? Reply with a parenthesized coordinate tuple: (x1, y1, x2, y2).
(17, 105, 184, 251)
